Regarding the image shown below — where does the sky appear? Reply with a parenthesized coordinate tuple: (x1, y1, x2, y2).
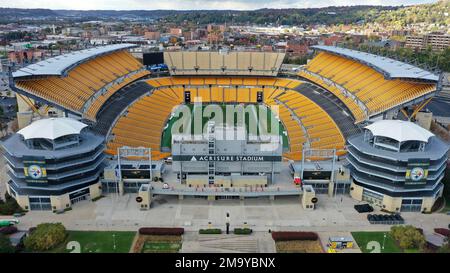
(0, 0, 439, 10)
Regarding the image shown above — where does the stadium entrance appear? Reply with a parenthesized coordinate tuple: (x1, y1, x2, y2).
(70, 188, 91, 205)
(362, 189, 383, 207)
(29, 197, 52, 211)
(400, 199, 423, 212)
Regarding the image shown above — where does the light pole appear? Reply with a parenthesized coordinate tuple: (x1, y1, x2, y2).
(382, 233, 387, 251)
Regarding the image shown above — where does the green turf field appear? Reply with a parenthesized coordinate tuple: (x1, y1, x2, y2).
(51, 231, 136, 253)
(351, 232, 402, 253)
(161, 103, 289, 149)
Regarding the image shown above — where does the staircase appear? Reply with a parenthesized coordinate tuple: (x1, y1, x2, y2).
(296, 83, 362, 138)
(181, 234, 260, 253)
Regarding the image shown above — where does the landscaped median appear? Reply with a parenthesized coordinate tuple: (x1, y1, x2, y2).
(132, 227, 184, 253)
(199, 228, 222, 234)
(234, 228, 253, 235)
(271, 231, 323, 253)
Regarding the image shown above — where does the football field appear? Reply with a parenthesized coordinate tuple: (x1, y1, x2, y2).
(161, 103, 289, 149)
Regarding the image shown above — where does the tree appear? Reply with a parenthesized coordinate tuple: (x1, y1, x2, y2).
(0, 234, 14, 253)
(390, 225, 426, 250)
(0, 193, 24, 215)
(24, 223, 67, 251)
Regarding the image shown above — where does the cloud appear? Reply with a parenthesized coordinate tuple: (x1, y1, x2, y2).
(0, 0, 438, 10)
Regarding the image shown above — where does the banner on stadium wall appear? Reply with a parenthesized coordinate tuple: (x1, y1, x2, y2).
(23, 156, 48, 184)
(405, 158, 429, 186)
(172, 155, 282, 162)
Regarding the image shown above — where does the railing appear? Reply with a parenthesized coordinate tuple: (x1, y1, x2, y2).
(150, 186, 302, 197)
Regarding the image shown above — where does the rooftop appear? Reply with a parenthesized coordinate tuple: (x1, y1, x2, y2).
(12, 43, 138, 79)
(312, 45, 439, 82)
(1, 131, 104, 160)
(347, 132, 448, 162)
(17, 118, 87, 141)
(365, 120, 434, 143)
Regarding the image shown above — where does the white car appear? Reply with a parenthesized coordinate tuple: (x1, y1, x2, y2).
(162, 183, 170, 189)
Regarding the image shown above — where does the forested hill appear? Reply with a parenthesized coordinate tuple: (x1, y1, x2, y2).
(0, 1, 448, 26)
(373, 0, 450, 27)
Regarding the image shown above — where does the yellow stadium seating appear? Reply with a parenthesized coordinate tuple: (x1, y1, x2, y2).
(302, 52, 436, 120)
(16, 49, 148, 120)
(17, 63, 348, 162)
(277, 90, 345, 153)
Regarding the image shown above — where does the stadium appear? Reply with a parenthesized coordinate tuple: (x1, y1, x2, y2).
(1, 43, 448, 213)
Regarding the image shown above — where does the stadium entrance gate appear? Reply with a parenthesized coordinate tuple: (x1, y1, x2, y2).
(70, 188, 91, 205)
(29, 197, 52, 211)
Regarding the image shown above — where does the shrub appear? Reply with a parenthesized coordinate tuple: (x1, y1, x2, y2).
(91, 196, 104, 202)
(0, 226, 18, 235)
(0, 194, 24, 216)
(390, 225, 426, 250)
(416, 228, 424, 235)
(138, 227, 184, 236)
(0, 234, 14, 253)
(271, 231, 318, 241)
(234, 228, 253, 235)
(4, 192, 12, 201)
(199, 229, 222, 234)
(434, 228, 450, 237)
(24, 223, 67, 251)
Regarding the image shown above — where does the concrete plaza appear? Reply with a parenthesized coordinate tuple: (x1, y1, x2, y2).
(4, 193, 448, 235)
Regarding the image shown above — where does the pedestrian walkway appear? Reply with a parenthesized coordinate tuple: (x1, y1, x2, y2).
(181, 232, 276, 253)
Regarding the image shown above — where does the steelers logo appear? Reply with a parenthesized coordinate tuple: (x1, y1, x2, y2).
(410, 167, 425, 181)
(28, 165, 43, 179)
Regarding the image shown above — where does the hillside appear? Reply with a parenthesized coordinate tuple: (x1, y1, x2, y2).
(374, 0, 449, 27)
(0, 1, 448, 26)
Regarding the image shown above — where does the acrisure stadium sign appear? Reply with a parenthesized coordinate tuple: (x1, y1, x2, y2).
(172, 155, 282, 162)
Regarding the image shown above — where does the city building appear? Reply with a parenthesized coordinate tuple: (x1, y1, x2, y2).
(406, 33, 450, 51)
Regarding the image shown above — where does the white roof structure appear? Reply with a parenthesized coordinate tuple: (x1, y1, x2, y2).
(18, 118, 88, 140)
(365, 120, 434, 143)
(13, 44, 137, 79)
(312, 46, 439, 82)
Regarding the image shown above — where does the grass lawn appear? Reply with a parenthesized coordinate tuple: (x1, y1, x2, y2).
(351, 232, 402, 253)
(132, 235, 183, 253)
(141, 241, 182, 253)
(50, 231, 136, 253)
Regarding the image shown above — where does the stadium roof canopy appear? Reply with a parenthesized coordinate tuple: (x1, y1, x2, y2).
(365, 120, 434, 143)
(18, 118, 87, 140)
(312, 45, 439, 82)
(12, 44, 138, 79)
